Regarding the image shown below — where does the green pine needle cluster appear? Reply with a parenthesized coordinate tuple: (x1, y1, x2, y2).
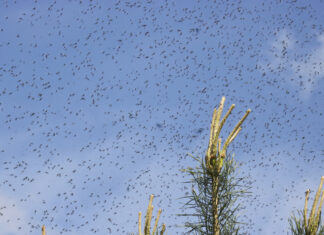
(289, 176, 324, 235)
(177, 153, 250, 235)
(289, 210, 324, 235)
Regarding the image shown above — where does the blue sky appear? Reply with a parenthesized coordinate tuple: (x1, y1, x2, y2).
(0, 0, 323, 234)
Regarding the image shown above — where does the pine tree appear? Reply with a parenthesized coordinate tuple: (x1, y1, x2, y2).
(136, 194, 166, 235)
(177, 96, 251, 235)
(289, 176, 324, 235)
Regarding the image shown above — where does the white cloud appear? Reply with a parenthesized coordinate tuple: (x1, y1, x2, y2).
(0, 193, 29, 235)
(291, 35, 324, 95)
(262, 30, 324, 99)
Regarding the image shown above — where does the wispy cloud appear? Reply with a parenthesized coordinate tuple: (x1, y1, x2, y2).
(0, 193, 29, 235)
(261, 30, 324, 99)
(291, 35, 324, 95)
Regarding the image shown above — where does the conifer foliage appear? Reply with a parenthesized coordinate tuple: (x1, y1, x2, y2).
(137, 194, 166, 235)
(177, 96, 251, 235)
(289, 176, 324, 235)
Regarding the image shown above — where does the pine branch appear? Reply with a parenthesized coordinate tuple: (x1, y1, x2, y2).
(42, 225, 46, 235)
(178, 153, 251, 235)
(289, 176, 324, 235)
(138, 194, 166, 235)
